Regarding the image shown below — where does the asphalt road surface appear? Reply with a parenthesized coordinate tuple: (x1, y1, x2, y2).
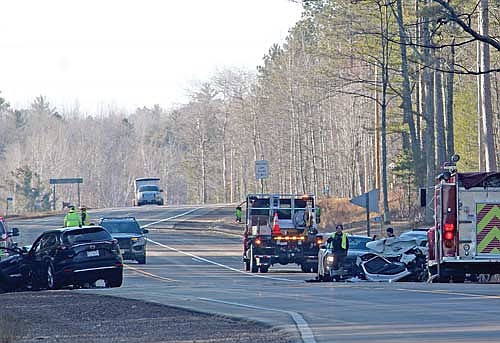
(9, 205, 500, 343)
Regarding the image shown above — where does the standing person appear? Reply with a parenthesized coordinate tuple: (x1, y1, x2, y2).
(80, 206, 90, 226)
(386, 227, 395, 238)
(235, 206, 242, 223)
(64, 206, 81, 227)
(315, 206, 321, 224)
(327, 224, 349, 280)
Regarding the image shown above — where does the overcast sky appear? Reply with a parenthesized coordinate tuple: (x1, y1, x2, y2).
(0, 0, 302, 113)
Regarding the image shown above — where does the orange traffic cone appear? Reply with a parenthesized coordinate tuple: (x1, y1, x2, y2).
(272, 212, 281, 236)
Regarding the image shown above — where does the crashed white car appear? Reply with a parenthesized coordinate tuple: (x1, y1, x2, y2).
(356, 231, 428, 282)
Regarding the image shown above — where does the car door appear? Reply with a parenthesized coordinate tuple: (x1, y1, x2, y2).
(29, 234, 52, 284)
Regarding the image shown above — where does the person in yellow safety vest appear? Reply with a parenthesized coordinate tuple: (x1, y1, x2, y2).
(64, 206, 82, 227)
(235, 206, 242, 223)
(80, 206, 90, 226)
(327, 224, 349, 274)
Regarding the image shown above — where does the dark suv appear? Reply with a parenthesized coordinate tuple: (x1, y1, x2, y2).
(0, 226, 123, 291)
(99, 217, 148, 264)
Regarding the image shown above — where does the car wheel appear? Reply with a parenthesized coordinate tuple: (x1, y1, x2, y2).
(250, 246, 258, 273)
(137, 255, 146, 264)
(244, 259, 250, 271)
(260, 265, 269, 273)
(46, 263, 60, 290)
(105, 272, 123, 288)
(301, 264, 311, 273)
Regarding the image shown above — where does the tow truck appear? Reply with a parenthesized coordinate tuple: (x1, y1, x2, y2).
(426, 155, 500, 282)
(242, 194, 322, 273)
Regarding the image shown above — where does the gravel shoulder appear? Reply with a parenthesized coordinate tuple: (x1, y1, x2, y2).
(1, 291, 296, 343)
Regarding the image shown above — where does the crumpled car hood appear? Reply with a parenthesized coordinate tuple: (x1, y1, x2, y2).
(366, 236, 428, 257)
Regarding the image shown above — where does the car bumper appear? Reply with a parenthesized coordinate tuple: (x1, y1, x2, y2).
(55, 260, 123, 285)
(121, 245, 146, 260)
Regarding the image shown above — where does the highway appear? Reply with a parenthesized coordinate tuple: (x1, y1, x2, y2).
(10, 205, 500, 343)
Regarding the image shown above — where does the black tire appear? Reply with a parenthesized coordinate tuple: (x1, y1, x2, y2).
(312, 263, 318, 273)
(137, 255, 146, 264)
(250, 246, 258, 273)
(301, 264, 311, 273)
(260, 265, 269, 273)
(105, 272, 123, 288)
(244, 259, 250, 271)
(46, 263, 61, 290)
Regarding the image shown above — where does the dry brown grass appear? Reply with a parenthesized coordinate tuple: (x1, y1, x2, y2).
(317, 192, 425, 236)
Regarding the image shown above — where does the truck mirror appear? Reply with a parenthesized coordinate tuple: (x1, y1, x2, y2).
(419, 188, 427, 207)
(160, 189, 164, 192)
(142, 229, 149, 234)
(9, 227, 19, 237)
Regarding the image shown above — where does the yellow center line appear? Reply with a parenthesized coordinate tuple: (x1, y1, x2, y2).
(124, 264, 178, 283)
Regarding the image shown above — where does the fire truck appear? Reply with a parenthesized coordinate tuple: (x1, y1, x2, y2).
(427, 155, 500, 282)
(242, 194, 323, 273)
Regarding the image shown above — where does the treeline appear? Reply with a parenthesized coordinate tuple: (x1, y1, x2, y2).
(1, 1, 499, 223)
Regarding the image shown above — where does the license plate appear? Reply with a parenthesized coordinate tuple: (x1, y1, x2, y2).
(87, 250, 99, 257)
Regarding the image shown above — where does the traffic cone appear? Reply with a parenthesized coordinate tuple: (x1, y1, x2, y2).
(272, 212, 281, 236)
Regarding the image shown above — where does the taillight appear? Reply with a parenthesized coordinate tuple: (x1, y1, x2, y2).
(444, 223, 455, 241)
(443, 223, 456, 250)
(255, 238, 262, 245)
(317, 238, 323, 245)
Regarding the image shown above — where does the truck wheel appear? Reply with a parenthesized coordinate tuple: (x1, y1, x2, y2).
(260, 265, 269, 273)
(250, 246, 258, 273)
(301, 264, 311, 273)
(312, 263, 318, 273)
(478, 274, 492, 283)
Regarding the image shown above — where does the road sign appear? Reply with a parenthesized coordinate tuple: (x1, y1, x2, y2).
(49, 178, 83, 184)
(350, 188, 379, 213)
(255, 160, 269, 179)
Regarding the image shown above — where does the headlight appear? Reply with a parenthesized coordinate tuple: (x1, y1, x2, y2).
(131, 237, 145, 245)
(326, 255, 334, 264)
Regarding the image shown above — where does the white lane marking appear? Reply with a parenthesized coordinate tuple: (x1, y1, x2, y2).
(198, 297, 317, 343)
(141, 207, 203, 228)
(147, 237, 296, 282)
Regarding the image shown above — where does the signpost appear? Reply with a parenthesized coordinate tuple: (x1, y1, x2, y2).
(49, 178, 83, 210)
(255, 160, 268, 193)
(350, 188, 379, 237)
(5, 197, 13, 218)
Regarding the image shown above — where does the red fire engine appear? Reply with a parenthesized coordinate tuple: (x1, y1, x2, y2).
(427, 155, 500, 282)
